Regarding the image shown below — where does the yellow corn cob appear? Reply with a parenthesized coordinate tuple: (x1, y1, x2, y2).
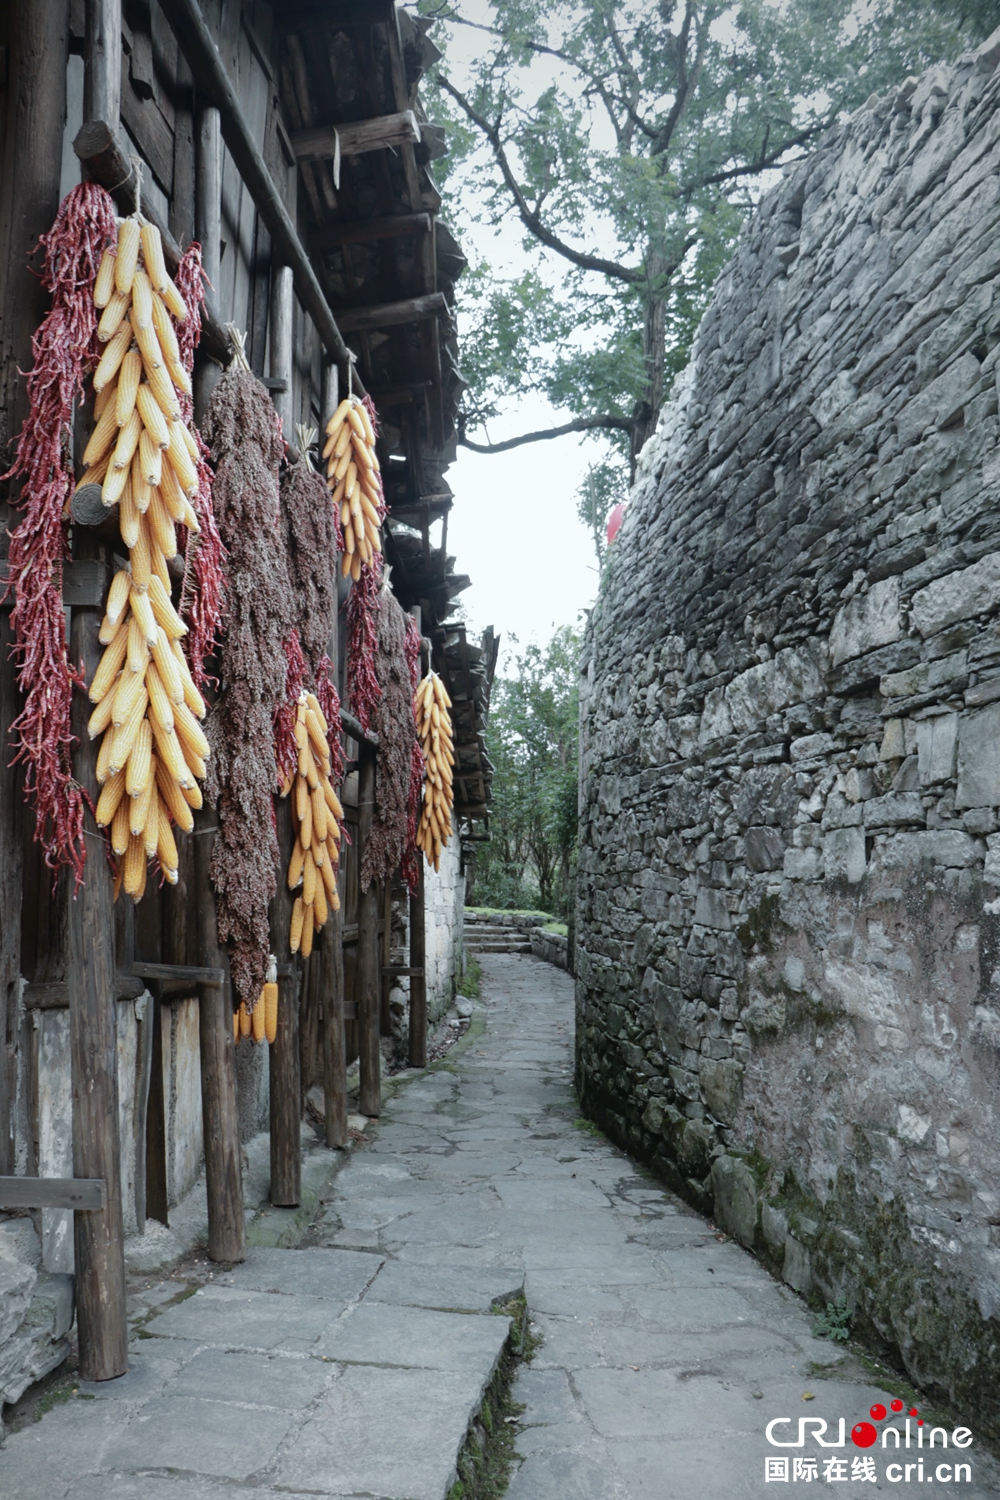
(290, 896, 304, 954)
(146, 487, 178, 559)
(136, 382, 171, 450)
(149, 538, 171, 592)
(131, 307, 163, 369)
(125, 717, 152, 798)
(140, 221, 168, 291)
(94, 247, 117, 308)
(288, 840, 304, 889)
(97, 288, 130, 344)
(101, 459, 129, 507)
(88, 685, 119, 740)
(83, 399, 120, 467)
(304, 709, 327, 761)
(76, 453, 112, 497)
(172, 644, 206, 719)
(313, 878, 328, 929)
(130, 775, 153, 838)
(96, 724, 115, 784)
(130, 450, 152, 515)
(295, 776, 309, 824)
(130, 516, 152, 591)
(311, 783, 328, 843)
(323, 781, 344, 820)
(240, 1001, 252, 1039)
(264, 982, 278, 1044)
(95, 766, 127, 826)
(326, 398, 351, 435)
(152, 629, 184, 704)
(123, 832, 147, 898)
(159, 456, 188, 521)
(173, 699, 210, 761)
(104, 569, 132, 630)
(155, 758, 195, 833)
(131, 267, 153, 330)
(115, 217, 141, 295)
(111, 794, 131, 856)
(178, 492, 200, 532)
(144, 355, 182, 421)
(126, 614, 149, 676)
(89, 628, 129, 704)
(234, 1008, 241, 1046)
(153, 719, 193, 788)
(181, 778, 203, 811)
(111, 665, 148, 731)
(138, 427, 162, 488)
(157, 804, 179, 878)
(150, 289, 181, 359)
(141, 782, 160, 858)
(300, 794, 313, 854)
(320, 854, 338, 900)
(94, 320, 133, 392)
(303, 849, 317, 907)
(160, 276, 188, 321)
(251, 992, 265, 1044)
(130, 586, 158, 644)
(301, 902, 315, 959)
(145, 666, 175, 737)
(148, 575, 187, 639)
(166, 424, 197, 494)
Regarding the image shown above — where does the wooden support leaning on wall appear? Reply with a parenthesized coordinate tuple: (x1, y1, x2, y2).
(357, 742, 381, 1117)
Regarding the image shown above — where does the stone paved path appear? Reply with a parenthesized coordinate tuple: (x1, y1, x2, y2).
(2, 953, 999, 1498)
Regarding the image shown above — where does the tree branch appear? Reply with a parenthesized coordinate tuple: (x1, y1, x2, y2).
(678, 122, 825, 194)
(436, 74, 644, 285)
(459, 415, 633, 454)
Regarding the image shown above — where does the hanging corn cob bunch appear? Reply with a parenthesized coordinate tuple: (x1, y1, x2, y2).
(414, 672, 454, 873)
(323, 395, 384, 582)
(283, 693, 344, 960)
(84, 214, 210, 900)
(234, 957, 278, 1046)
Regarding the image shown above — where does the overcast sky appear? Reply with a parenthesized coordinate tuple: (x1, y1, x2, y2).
(430, 7, 614, 657)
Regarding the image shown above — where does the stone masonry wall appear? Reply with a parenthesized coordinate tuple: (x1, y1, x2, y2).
(578, 32, 1000, 1438)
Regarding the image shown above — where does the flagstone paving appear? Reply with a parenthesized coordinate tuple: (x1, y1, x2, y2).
(1, 952, 999, 1498)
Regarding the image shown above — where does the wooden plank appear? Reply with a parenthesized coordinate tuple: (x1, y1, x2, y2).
(408, 855, 427, 1068)
(69, 579, 128, 1380)
(158, 0, 362, 390)
(193, 815, 246, 1263)
(0, 1176, 106, 1211)
(334, 292, 447, 335)
(269, 260, 294, 437)
(310, 213, 431, 252)
(194, 100, 224, 416)
(132, 961, 226, 985)
(0, 559, 110, 609)
(292, 111, 420, 162)
(356, 742, 380, 1117)
(144, 993, 169, 1226)
(132, 990, 155, 1234)
(383, 966, 423, 977)
(380, 881, 392, 1036)
(119, 48, 174, 194)
(73, 119, 232, 366)
(269, 797, 301, 1207)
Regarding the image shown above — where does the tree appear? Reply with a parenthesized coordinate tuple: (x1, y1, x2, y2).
(473, 626, 580, 913)
(422, 0, 1000, 478)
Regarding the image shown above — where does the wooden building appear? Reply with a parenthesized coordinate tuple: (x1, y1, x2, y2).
(0, 0, 491, 1395)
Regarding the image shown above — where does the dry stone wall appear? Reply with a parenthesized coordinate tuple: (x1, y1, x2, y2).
(578, 31, 1000, 1436)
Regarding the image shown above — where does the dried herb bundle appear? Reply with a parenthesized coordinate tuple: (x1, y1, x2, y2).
(360, 585, 420, 892)
(280, 447, 338, 674)
(201, 349, 292, 1007)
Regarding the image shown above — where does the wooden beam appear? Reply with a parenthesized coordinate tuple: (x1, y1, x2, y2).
(340, 708, 379, 747)
(157, 0, 362, 393)
(84, 0, 121, 124)
(311, 213, 431, 253)
(0, 1177, 106, 1211)
(292, 111, 420, 162)
(335, 292, 448, 335)
(357, 743, 380, 1117)
(269, 261, 294, 437)
(132, 961, 226, 985)
(69, 579, 128, 1381)
(194, 101, 224, 415)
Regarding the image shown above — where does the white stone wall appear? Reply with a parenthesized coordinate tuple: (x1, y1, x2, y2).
(423, 835, 465, 1022)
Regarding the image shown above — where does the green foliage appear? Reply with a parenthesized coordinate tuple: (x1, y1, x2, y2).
(420, 0, 1000, 473)
(812, 1299, 852, 1342)
(472, 625, 580, 915)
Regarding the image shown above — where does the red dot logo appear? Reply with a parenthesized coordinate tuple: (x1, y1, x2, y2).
(870, 1404, 887, 1421)
(891, 1399, 904, 1412)
(852, 1422, 879, 1448)
(909, 1408, 919, 1418)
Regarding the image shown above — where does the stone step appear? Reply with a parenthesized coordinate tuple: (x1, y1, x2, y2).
(466, 940, 533, 955)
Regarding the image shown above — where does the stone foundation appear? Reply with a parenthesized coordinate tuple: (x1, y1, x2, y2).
(578, 32, 1000, 1438)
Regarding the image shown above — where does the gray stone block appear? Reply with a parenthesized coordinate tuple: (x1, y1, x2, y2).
(782, 1236, 813, 1294)
(830, 578, 900, 665)
(825, 825, 866, 883)
(957, 701, 1000, 807)
(711, 1155, 758, 1246)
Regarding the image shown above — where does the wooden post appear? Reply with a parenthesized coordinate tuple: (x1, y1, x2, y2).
(0, 1, 72, 1172)
(321, 360, 339, 430)
(193, 819, 245, 1263)
(84, 0, 122, 125)
(269, 261, 294, 437)
(408, 859, 427, 1068)
(194, 101, 222, 420)
(69, 593, 128, 1381)
(357, 742, 380, 1117)
(380, 881, 392, 1035)
(269, 797, 300, 1206)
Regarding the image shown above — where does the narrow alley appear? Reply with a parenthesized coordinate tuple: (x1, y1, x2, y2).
(2, 953, 996, 1500)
